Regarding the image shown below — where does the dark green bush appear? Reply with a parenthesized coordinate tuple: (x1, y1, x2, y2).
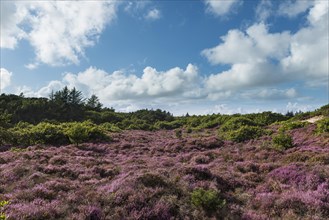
(272, 133, 294, 150)
(246, 112, 288, 126)
(220, 117, 258, 132)
(221, 125, 264, 142)
(154, 120, 183, 130)
(137, 173, 168, 188)
(175, 129, 183, 139)
(0, 127, 11, 145)
(191, 188, 226, 215)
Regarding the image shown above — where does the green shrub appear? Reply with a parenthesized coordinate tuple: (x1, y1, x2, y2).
(100, 122, 122, 133)
(9, 126, 33, 146)
(272, 133, 294, 150)
(191, 188, 226, 215)
(175, 129, 182, 139)
(127, 119, 153, 131)
(280, 121, 308, 131)
(316, 118, 329, 134)
(65, 121, 109, 146)
(220, 117, 258, 132)
(221, 125, 264, 142)
(154, 120, 183, 130)
(30, 122, 68, 145)
(0, 200, 9, 220)
(137, 173, 168, 188)
(245, 112, 288, 126)
(0, 127, 11, 145)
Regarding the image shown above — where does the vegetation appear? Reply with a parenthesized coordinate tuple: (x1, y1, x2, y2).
(272, 132, 294, 150)
(191, 188, 226, 215)
(0, 89, 328, 219)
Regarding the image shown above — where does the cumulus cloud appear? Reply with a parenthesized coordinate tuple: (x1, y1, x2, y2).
(201, 23, 291, 65)
(278, 0, 314, 18)
(204, 0, 241, 17)
(1, 1, 117, 66)
(145, 9, 161, 20)
(0, 1, 26, 49)
(0, 68, 13, 91)
(202, 1, 328, 91)
(35, 64, 202, 103)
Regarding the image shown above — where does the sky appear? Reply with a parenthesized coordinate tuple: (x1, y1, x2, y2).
(0, 0, 328, 115)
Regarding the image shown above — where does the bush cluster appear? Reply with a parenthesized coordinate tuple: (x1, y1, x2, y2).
(272, 133, 294, 150)
(4, 121, 109, 147)
(218, 117, 265, 142)
(316, 118, 329, 134)
(279, 121, 308, 131)
(191, 188, 226, 215)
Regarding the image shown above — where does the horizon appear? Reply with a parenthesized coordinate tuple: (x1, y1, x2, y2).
(1, 0, 328, 115)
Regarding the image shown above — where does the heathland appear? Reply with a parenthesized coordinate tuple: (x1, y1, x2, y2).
(0, 88, 328, 219)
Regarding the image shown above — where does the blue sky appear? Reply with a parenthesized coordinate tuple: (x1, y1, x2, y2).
(1, 0, 328, 115)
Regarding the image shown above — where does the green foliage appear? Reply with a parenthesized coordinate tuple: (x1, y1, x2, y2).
(272, 133, 294, 150)
(175, 129, 183, 139)
(191, 188, 226, 214)
(0, 113, 12, 128)
(279, 121, 308, 131)
(64, 121, 109, 146)
(86, 94, 102, 111)
(0, 200, 9, 220)
(9, 122, 68, 146)
(0, 127, 11, 145)
(220, 116, 258, 132)
(30, 122, 68, 145)
(222, 125, 264, 142)
(100, 122, 122, 133)
(245, 111, 288, 126)
(137, 173, 168, 188)
(316, 118, 329, 134)
(154, 120, 183, 130)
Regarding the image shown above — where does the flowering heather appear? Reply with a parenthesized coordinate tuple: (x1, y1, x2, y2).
(0, 122, 328, 219)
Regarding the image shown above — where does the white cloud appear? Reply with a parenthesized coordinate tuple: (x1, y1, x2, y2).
(145, 9, 161, 21)
(255, 0, 273, 21)
(1, 1, 117, 66)
(278, 0, 314, 18)
(0, 1, 27, 48)
(242, 88, 298, 100)
(204, 0, 241, 17)
(0, 68, 12, 91)
(35, 64, 201, 104)
(286, 102, 314, 113)
(281, 0, 329, 85)
(202, 1, 328, 91)
(201, 23, 291, 65)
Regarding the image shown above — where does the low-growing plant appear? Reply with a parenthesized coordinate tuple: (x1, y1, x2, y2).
(0, 200, 9, 220)
(99, 122, 122, 133)
(191, 188, 226, 215)
(221, 125, 264, 142)
(175, 129, 183, 139)
(279, 121, 308, 131)
(316, 118, 329, 134)
(220, 116, 258, 132)
(272, 133, 294, 150)
(65, 121, 109, 146)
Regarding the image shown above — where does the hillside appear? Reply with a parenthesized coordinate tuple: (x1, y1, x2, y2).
(0, 90, 329, 219)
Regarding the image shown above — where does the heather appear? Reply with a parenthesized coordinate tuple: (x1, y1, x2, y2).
(1, 120, 328, 219)
(0, 90, 328, 219)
